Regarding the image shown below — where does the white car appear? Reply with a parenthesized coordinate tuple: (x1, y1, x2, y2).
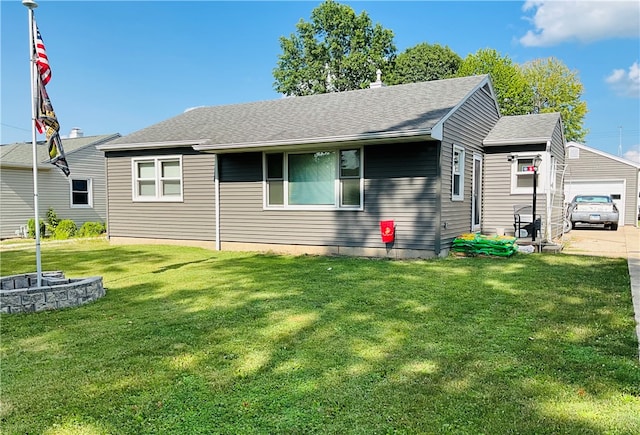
(569, 195, 619, 231)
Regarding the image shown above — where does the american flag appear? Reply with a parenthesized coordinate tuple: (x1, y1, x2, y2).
(32, 18, 70, 176)
(34, 21, 51, 86)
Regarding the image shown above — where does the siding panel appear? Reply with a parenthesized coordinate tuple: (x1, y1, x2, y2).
(440, 86, 500, 246)
(218, 142, 440, 251)
(106, 149, 216, 241)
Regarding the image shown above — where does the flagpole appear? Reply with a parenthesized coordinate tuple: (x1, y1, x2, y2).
(24, 0, 42, 287)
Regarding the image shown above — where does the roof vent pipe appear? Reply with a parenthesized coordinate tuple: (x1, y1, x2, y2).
(369, 69, 385, 89)
(69, 127, 83, 138)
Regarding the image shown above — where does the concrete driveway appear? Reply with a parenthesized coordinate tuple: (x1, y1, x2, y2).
(562, 225, 636, 258)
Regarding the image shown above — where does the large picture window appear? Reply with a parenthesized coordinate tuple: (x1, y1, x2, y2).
(132, 156, 183, 201)
(452, 145, 465, 201)
(70, 178, 92, 208)
(264, 148, 362, 209)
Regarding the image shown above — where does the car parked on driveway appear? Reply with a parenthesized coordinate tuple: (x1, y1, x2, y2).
(569, 195, 619, 230)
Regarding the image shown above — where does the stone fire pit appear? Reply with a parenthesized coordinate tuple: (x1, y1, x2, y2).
(0, 271, 104, 314)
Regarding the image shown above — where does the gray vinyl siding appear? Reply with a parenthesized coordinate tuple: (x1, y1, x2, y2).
(548, 120, 566, 238)
(0, 168, 47, 239)
(105, 148, 216, 241)
(482, 145, 547, 236)
(41, 145, 107, 226)
(1, 145, 107, 239)
(218, 142, 440, 251)
(566, 147, 639, 226)
(439, 85, 500, 246)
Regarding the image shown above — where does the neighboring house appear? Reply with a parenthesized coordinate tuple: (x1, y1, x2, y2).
(565, 141, 640, 227)
(482, 113, 566, 240)
(0, 133, 120, 239)
(97, 75, 564, 258)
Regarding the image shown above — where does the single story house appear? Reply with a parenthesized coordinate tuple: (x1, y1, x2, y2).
(97, 75, 565, 258)
(0, 132, 120, 239)
(565, 141, 640, 227)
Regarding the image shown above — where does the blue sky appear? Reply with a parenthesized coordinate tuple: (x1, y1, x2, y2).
(1, 0, 639, 161)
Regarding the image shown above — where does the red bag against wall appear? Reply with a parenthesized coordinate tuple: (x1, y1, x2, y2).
(380, 220, 395, 243)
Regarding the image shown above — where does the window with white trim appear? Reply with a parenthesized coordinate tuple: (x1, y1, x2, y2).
(70, 178, 92, 208)
(132, 156, 183, 201)
(452, 145, 465, 201)
(510, 154, 540, 194)
(264, 148, 362, 209)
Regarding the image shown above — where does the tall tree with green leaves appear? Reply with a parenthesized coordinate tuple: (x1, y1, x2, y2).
(273, 0, 396, 96)
(386, 42, 461, 85)
(521, 57, 588, 143)
(457, 48, 533, 116)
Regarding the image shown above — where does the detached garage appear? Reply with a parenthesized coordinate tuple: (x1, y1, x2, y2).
(565, 142, 640, 227)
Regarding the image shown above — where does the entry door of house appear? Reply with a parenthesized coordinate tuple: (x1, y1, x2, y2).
(472, 154, 482, 231)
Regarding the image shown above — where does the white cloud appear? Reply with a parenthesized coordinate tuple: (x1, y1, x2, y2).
(623, 149, 640, 163)
(520, 1, 640, 47)
(606, 61, 640, 98)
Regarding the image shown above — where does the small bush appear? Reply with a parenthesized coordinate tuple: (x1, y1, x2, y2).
(77, 221, 106, 237)
(46, 207, 60, 230)
(53, 219, 77, 240)
(27, 218, 46, 238)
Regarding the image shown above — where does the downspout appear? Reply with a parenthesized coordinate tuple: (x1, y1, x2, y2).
(104, 155, 110, 241)
(214, 154, 221, 251)
(434, 142, 442, 256)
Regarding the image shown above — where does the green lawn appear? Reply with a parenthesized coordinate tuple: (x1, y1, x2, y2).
(1, 240, 639, 434)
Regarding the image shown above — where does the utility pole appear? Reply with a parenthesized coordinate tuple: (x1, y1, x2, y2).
(618, 125, 622, 157)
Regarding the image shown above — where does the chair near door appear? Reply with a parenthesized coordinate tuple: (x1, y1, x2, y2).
(513, 204, 541, 238)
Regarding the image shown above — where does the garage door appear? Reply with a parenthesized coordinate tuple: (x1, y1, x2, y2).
(564, 180, 626, 225)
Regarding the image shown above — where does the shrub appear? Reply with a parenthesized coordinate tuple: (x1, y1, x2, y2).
(27, 218, 46, 238)
(77, 221, 106, 237)
(46, 207, 60, 231)
(53, 219, 77, 240)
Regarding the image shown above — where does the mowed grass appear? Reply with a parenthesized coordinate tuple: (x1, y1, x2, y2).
(1, 240, 639, 434)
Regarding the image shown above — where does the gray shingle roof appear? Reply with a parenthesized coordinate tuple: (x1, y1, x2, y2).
(483, 112, 561, 145)
(107, 75, 491, 149)
(0, 134, 120, 167)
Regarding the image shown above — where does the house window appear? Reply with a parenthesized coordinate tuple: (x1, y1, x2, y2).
(510, 154, 541, 194)
(70, 178, 92, 208)
(452, 145, 465, 201)
(264, 148, 362, 209)
(132, 156, 183, 202)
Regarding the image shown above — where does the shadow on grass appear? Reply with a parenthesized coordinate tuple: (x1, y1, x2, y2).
(1, 248, 639, 434)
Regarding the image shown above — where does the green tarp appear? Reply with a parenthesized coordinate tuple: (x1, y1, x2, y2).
(452, 233, 518, 257)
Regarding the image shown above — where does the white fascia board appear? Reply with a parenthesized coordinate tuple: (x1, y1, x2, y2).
(483, 137, 549, 146)
(96, 139, 209, 152)
(193, 129, 432, 153)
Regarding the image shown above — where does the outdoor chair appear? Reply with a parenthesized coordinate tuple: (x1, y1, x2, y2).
(513, 204, 541, 238)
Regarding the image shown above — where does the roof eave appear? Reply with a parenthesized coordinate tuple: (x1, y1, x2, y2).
(96, 139, 209, 152)
(193, 129, 434, 153)
(483, 137, 550, 146)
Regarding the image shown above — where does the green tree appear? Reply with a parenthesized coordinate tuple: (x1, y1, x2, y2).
(387, 42, 461, 85)
(521, 57, 588, 142)
(273, 0, 396, 96)
(457, 48, 533, 116)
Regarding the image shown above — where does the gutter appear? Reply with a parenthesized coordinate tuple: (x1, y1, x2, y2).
(96, 139, 209, 152)
(193, 129, 432, 152)
(483, 137, 550, 146)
